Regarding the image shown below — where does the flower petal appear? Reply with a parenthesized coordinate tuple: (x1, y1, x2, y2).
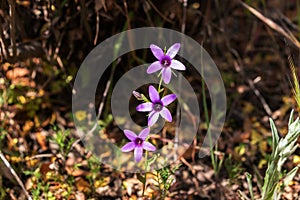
(161, 94, 177, 106)
(160, 107, 172, 122)
(166, 43, 180, 59)
(149, 85, 160, 102)
(143, 141, 156, 151)
(134, 147, 143, 162)
(162, 67, 172, 84)
(170, 60, 186, 71)
(136, 102, 153, 112)
(147, 61, 162, 74)
(150, 44, 164, 60)
(121, 142, 135, 152)
(124, 130, 137, 141)
(148, 111, 160, 126)
(139, 128, 150, 140)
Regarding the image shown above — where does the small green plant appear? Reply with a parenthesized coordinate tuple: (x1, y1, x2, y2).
(153, 164, 181, 199)
(202, 77, 224, 176)
(239, 56, 300, 200)
(245, 172, 255, 200)
(86, 155, 101, 194)
(225, 154, 244, 184)
(0, 128, 7, 146)
(242, 110, 300, 200)
(50, 129, 75, 159)
(260, 111, 300, 199)
(23, 168, 48, 200)
(200, 45, 224, 177)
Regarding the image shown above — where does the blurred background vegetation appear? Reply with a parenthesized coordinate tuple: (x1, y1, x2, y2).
(0, 0, 300, 199)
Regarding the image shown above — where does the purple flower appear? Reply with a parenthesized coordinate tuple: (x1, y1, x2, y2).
(147, 43, 186, 84)
(136, 85, 177, 126)
(121, 128, 156, 162)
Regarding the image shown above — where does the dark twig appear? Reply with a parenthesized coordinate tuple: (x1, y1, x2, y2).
(94, 12, 100, 45)
(146, 0, 174, 24)
(79, 0, 93, 43)
(8, 0, 16, 57)
(28, 153, 54, 160)
(123, 0, 131, 31)
(0, 24, 8, 60)
(181, 0, 187, 34)
(247, 78, 272, 116)
(53, 30, 65, 61)
(231, 49, 272, 116)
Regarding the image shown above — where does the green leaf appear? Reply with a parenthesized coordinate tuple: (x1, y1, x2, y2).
(269, 118, 279, 156)
(288, 109, 294, 125)
(237, 190, 250, 200)
(245, 172, 255, 200)
(283, 165, 299, 186)
(171, 163, 182, 174)
(147, 154, 158, 166)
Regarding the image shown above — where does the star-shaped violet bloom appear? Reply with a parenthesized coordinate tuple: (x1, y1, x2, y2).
(136, 85, 177, 127)
(147, 43, 186, 84)
(121, 128, 156, 162)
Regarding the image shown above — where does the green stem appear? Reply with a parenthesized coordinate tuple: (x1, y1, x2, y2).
(158, 76, 163, 93)
(142, 138, 149, 196)
(200, 51, 218, 176)
(202, 78, 216, 170)
(141, 172, 147, 196)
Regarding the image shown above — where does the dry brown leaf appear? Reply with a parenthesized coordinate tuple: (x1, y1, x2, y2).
(94, 177, 110, 188)
(65, 155, 89, 177)
(35, 131, 48, 151)
(74, 191, 85, 200)
(16, 0, 30, 7)
(2, 62, 11, 71)
(25, 157, 39, 168)
(251, 129, 263, 145)
(25, 176, 34, 190)
(40, 162, 52, 176)
(65, 166, 88, 177)
(6, 67, 29, 79)
(75, 177, 91, 193)
(123, 178, 142, 196)
(22, 120, 34, 135)
(11, 77, 36, 87)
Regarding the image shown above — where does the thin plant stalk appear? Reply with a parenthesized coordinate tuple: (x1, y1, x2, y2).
(245, 172, 255, 200)
(200, 46, 221, 176)
(142, 141, 149, 196)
